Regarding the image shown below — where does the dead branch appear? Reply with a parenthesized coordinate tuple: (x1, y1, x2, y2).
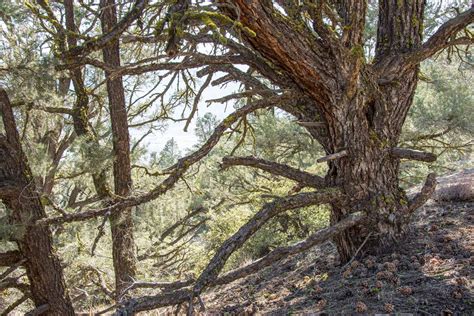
(215, 212, 365, 285)
(0, 250, 23, 267)
(408, 173, 437, 212)
(0, 294, 29, 316)
(317, 150, 348, 163)
(390, 147, 437, 162)
(0, 258, 27, 281)
(191, 189, 343, 296)
(25, 304, 49, 316)
(221, 156, 326, 189)
(36, 94, 296, 227)
(295, 121, 326, 127)
(113, 206, 363, 315)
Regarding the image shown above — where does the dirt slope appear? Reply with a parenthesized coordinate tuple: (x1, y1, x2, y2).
(200, 171, 473, 315)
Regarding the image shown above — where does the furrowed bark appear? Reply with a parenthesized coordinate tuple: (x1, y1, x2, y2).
(0, 89, 74, 315)
(100, 0, 137, 301)
(218, 0, 436, 263)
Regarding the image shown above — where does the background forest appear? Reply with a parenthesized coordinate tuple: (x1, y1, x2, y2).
(0, 0, 472, 314)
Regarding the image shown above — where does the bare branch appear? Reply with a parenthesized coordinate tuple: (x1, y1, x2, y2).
(317, 150, 348, 163)
(407, 7, 474, 65)
(0, 294, 29, 316)
(25, 304, 49, 316)
(114, 189, 343, 314)
(221, 156, 326, 189)
(0, 251, 23, 267)
(215, 212, 365, 285)
(408, 173, 437, 212)
(0, 258, 27, 281)
(36, 94, 296, 226)
(390, 147, 437, 162)
(191, 189, 343, 296)
(295, 121, 326, 128)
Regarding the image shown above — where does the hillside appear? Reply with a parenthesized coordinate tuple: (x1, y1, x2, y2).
(191, 171, 473, 314)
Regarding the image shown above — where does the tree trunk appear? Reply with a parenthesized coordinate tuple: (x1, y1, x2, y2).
(100, 0, 137, 300)
(0, 90, 74, 315)
(217, 0, 428, 263)
(325, 94, 411, 262)
(324, 0, 425, 262)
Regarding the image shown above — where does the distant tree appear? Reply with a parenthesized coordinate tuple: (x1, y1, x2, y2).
(158, 137, 181, 168)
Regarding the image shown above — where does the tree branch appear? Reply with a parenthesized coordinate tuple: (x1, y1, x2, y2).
(113, 189, 344, 314)
(35, 94, 296, 226)
(221, 156, 326, 189)
(390, 147, 437, 162)
(191, 189, 342, 296)
(0, 251, 23, 267)
(408, 173, 437, 212)
(62, 0, 148, 59)
(407, 7, 474, 65)
(214, 211, 365, 285)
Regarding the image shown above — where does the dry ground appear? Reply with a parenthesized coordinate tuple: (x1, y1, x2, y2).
(194, 170, 474, 315)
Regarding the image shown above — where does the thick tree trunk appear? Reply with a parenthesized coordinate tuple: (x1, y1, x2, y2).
(0, 90, 74, 315)
(100, 0, 137, 300)
(322, 0, 425, 262)
(218, 0, 428, 263)
(325, 117, 408, 262)
(324, 66, 419, 262)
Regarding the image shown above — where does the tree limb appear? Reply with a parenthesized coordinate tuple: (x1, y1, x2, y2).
(0, 250, 23, 267)
(406, 7, 474, 66)
(113, 189, 343, 314)
(214, 211, 365, 285)
(35, 94, 296, 226)
(390, 147, 437, 162)
(191, 189, 342, 296)
(221, 156, 326, 189)
(408, 173, 437, 212)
